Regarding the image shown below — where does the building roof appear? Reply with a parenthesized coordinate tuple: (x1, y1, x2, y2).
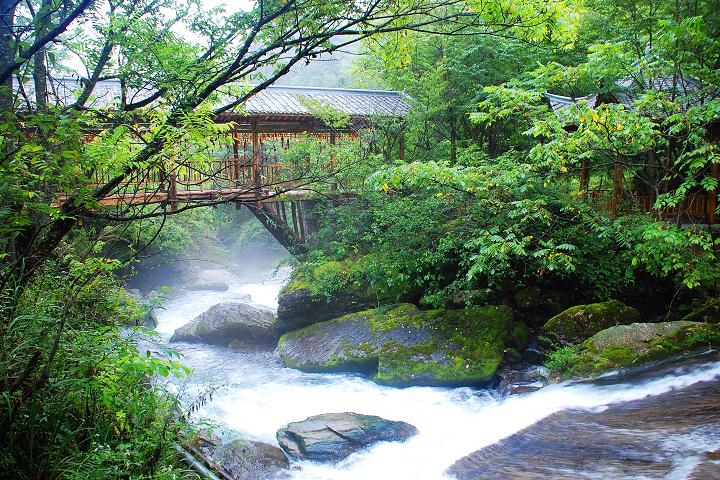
(544, 93, 598, 111)
(14, 78, 411, 118)
(545, 75, 718, 113)
(241, 85, 411, 117)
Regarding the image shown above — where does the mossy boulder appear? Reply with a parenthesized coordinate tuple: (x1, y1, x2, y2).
(278, 304, 516, 387)
(680, 297, 720, 324)
(543, 300, 641, 345)
(546, 321, 720, 378)
(278, 260, 374, 333)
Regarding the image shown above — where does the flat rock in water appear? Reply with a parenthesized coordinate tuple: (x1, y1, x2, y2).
(186, 269, 236, 291)
(187, 280, 230, 291)
(557, 320, 720, 377)
(276, 412, 418, 462)
(170, 302, 277, 347)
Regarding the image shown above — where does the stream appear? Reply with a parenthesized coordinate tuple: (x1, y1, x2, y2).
(153, 266, 720, 480)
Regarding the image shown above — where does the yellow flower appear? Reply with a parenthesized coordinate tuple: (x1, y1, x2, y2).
(657, 225, 663, 230)
(436, 192, 444, 198)
(617, 123, 623, 130)
(592, 112, 599, 122)
(559, 165, 568, 173)
(382, 182, 389, 192)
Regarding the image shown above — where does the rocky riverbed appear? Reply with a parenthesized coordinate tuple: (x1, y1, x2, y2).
(144, 266, 720, 480)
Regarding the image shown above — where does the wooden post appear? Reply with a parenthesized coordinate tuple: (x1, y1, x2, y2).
(399, 134, 405, 161)
(709, 162, 718, 225)
(279, 201, 288, 223)
(169, 171, 178, 213)
(233, 129, 240, 184)
(580, 159, 589, 199)
(610, 162, 623, 217)
(252, 120, 260, 191)
(297, 201, 307, 242)
(330, 131, 337, 190)
(290, 201, 300, 239)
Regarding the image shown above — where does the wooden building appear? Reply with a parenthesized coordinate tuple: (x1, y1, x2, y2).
(545, 78, 719, 224)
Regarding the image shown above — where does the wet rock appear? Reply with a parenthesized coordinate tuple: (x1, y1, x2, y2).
(170, 302, 278, 347)
(187, 269, 234, 291)
(125, 288, 158, 328)
(513, 287, 571, 327)
(188, 280, 230, 291)
(448, 358, 720, 479)
(190, 430, 289, 480)
(276, 259, 376, 333)
(495, 365, 550, 396)
(276, 412, 417, 462)
(276, 288, 373, 333)
(213, 439, 289, 480)
(548, 321, 720, 378)
(543, 300, 641, 345)
(278, 304, 516, 387)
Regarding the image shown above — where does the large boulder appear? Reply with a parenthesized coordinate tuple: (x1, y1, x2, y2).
(124, 288, 158, 328)
(277, 288, 373, 333)
(546, 321, 720, 378)
(186, 269, 232, 292)
(278, 304, 522, 386)
(170, 302, 278, 347)
(277, 260, 375, 333)
(448, 366, 720, 480)
(543, 300, 641, 345)
(276, 412, 417, 462)
(190, 430, 289, 480)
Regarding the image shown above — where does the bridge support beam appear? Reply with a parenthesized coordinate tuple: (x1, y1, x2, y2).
(246, 202, 307, 256)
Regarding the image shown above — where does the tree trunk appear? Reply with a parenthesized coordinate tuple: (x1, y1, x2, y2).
(449, 121, 457, 163)
(0, 0, 17, 113)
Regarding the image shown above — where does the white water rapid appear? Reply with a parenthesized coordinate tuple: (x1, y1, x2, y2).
(153, 267, 720, 480)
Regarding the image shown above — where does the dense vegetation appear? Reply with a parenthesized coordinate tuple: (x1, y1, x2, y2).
(0, 0, 718, 477)
(302, 0, 720, 313)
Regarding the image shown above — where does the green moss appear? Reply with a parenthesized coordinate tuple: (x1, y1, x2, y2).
(503, 348, 522, 364)
(374, 340, 501, 387)
(543, 300, 641, 344)
(280, 303, 517, 386)
(510, 322, 530, 350)
(546, 322, 720, 378)
(280, 258, 369, 300)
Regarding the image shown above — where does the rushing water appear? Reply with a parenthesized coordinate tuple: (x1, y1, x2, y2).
(153, 267, 720, 480)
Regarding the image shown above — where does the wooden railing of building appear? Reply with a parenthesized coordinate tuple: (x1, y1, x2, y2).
(588, 189, 717, 223)
(75, 130, 355, 209)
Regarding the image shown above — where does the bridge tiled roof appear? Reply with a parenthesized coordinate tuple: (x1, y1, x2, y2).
(15, 78, 411, 118)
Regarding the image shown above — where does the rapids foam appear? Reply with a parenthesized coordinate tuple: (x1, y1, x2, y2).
(154, 270, 720, 480)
